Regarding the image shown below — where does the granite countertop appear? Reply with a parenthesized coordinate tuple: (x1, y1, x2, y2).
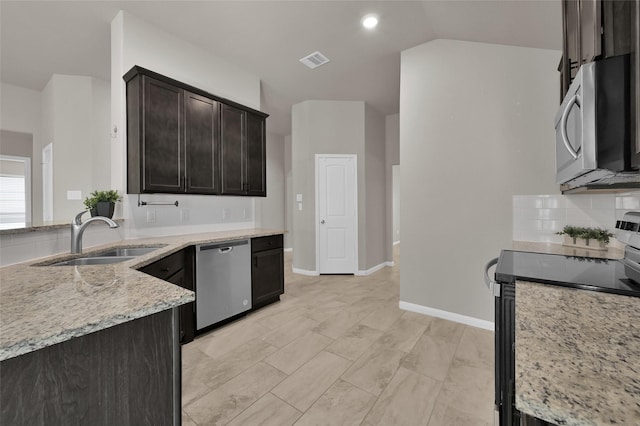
(0, 228, 283, 361)
(515, 281, 640, 425)
(512, 240, 624, 260)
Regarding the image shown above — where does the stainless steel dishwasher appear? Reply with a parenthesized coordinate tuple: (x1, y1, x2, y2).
(195, 239, 251, 330)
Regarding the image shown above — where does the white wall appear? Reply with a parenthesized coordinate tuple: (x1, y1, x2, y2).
(400, 39, 561, 325)
(364, 105, 387, 269)
(1, 83, 42, 225)
(291, 100, 387, 273)
(41, 75, 111, 222)
(385, 113, 400, 257)
(256, 131, 285, 230)
(284, 134, 293, 249)
(291, 100, 365, 272)
(111, 11, 282, 238)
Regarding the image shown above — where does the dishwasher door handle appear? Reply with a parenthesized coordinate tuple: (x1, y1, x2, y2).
(219, 247, 233, 254)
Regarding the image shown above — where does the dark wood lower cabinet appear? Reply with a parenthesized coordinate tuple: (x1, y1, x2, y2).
(251, 235, 284, 309)
(140, 248, 195, 344)
(0, 308, 180, 426)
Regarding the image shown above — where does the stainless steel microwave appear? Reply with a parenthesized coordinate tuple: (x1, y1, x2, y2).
(555, 54, 636, 187)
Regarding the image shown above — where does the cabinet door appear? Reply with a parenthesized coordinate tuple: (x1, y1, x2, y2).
(563, 0, 581, 84)
(633, 0, 640, 169)
(185, 92, 220, 194)
(251, 248, 284, 309)
(166, 269, 195, 344)
(580, 0, 601, 63)
(246, 112, 266, 197)
(220, 104, 246, 195)
(143, 76, 184, 193)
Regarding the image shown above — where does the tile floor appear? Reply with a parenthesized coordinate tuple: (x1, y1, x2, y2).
(182, 246, 495, 426)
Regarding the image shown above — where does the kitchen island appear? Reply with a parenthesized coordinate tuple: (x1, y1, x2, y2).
(0, 228, 282, 425)
(515, 281, 640, 426)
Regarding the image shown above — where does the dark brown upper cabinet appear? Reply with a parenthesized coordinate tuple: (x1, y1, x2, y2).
(185, 92, 220, 194)
(124, 66, 268, 196)
(560, 0, 634, 98)
(220, 105, 267, 196)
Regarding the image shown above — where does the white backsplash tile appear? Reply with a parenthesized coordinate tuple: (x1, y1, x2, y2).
(513, 193, 640, 244)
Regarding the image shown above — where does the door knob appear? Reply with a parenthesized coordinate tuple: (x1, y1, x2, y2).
(320, 220, 325, 224)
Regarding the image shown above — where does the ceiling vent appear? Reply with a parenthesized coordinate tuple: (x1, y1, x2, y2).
(299, 51, 330, 69)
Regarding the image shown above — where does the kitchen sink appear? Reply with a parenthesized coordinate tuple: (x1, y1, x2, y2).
(93, 246, 165, 257)
(42, 245, 166, 266)
(51, 256, 135, 266)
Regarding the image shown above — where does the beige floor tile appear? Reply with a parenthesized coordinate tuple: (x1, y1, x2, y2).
(400, 311, 435, 326)
(400, 333, 458, 381)
(436, 359, 494, 424)
(427, 402, 492, 426)
(182, 362, 214, 406)
(374, 317, 429, 353)
(272, 351, 352, 412)
(261, 316, 321, 348)
(305, 300, 350, 323)
(313, 306, 374, 339)
(184, 362, 286, 425)
(363, 367, 441, 426)
(424, 317, 465, 345)
(195, 319, 272, 359)
(341, 345, 406, 396)
(359, 303, 405, 331)
(226, 393, 302, 426)
(259, 306, 311, 330)
(294, 380, 377, 426)
(264, 332, 334, 374)
(182, 412, 197, 426)
(454, 326, 494, 370)
(198, 339, 278, 390)
(325, 324, 385, 361)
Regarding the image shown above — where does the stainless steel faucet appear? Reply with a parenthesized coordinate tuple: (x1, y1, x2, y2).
(70, 211, 119, 254)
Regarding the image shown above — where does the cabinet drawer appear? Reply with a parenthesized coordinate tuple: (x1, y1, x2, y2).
(251, 234, 283, 252)
(140, 249, 186, 280)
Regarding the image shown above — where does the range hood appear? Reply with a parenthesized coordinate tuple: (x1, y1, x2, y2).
(560, 169, 640, 193)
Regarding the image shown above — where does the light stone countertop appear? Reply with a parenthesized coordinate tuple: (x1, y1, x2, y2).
(515, 281, 640, 426)
(512, 240, 624, 260)
(0, 228, 283, 361)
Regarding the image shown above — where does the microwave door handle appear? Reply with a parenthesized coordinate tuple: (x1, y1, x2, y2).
(560, 94, 582, 160)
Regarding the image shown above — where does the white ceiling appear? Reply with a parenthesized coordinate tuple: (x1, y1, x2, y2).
(0, 1, 562, 136)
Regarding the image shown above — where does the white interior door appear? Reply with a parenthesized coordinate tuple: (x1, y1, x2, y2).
(317, 155, 357, 274)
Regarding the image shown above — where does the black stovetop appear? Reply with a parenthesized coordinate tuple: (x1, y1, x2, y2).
(495, 250, 640, 297)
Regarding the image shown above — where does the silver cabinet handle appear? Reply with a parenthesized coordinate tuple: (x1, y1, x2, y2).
(560, 94, 582, 160)
(320, 220, 325, 224)
(484, 257, 500, 297)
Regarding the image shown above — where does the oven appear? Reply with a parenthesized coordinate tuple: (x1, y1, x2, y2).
(484, 212, 640, 425)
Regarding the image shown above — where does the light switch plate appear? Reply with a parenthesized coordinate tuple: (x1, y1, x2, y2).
(67, 190, 82, 200)
(180, 209, 189, 221)
(298, 202, 303, 211)
(296, 194, 303, 202)
(146, 210, 156, 223)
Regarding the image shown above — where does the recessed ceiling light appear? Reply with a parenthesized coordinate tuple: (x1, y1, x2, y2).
(361, 14, 379, 29)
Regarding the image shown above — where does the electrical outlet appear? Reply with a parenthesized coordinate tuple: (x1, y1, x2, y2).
(222, 208, 229, 220)
(67, 190, 82, 200)
(180, 209, 190, 221)
(243, 208, 247, 219)
(298, 202, 303, 211)
(146, 210, 156, 223)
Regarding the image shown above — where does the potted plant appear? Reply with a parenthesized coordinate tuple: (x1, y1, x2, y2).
(556, 225, 613, 250)
(83, 190, 122, 219)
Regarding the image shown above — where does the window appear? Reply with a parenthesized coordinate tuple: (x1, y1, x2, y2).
(0, 156, 31, 229)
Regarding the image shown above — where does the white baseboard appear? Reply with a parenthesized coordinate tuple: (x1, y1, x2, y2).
(399, 301, 494, 331)
(283, 248, 293, 252)
(292, 267, 319, 276)
(355, 261, 394, 276)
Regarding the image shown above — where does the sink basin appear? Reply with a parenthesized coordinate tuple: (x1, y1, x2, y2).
(51, 256, 135, 266)
(94, 246, 165, 257)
